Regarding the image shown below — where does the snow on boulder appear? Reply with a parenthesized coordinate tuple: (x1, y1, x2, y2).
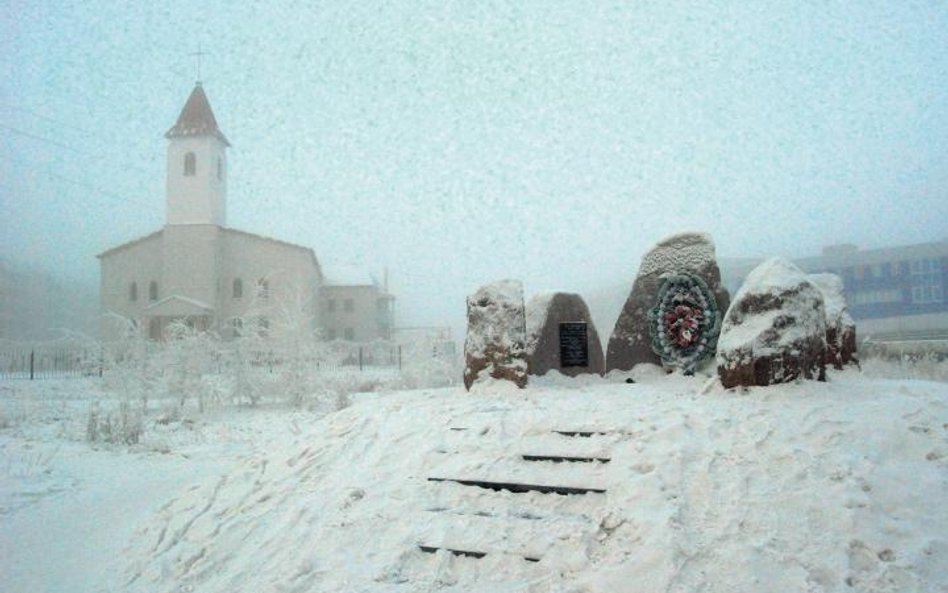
(525, 292, 604, 377)
(607, 232, 730, 373)
(717, 258, 827, 388)
(463, 279, 528, 390)
(809, 273, 858, 369)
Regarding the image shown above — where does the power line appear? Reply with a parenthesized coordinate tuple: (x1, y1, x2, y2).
(0, 153, 156, 210)
(0, 103, 94, 135)
(0, 123, 81, 153)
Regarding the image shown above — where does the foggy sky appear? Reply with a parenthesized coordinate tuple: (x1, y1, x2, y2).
(2, 1, 947, 332)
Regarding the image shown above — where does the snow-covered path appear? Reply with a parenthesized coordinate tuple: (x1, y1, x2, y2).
(0, 442, 229, 593)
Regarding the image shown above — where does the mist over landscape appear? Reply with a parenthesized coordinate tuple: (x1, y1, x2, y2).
(2, 1, 947, 340)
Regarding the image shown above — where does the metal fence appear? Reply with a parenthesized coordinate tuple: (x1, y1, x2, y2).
(0, 342, 405, 380)
(0, 347, 102, 380)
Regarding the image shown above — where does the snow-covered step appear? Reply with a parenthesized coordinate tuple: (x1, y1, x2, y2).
(413, 504, 597, 562)
(426, 453, 612, 487)
(427, 477, 606, 495)
(520, 454, 611, 464)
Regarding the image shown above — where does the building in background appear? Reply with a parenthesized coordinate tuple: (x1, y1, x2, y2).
(98, 83, 393, 342)
(320, 266, 395, 342)
(721, 240, 948, 341)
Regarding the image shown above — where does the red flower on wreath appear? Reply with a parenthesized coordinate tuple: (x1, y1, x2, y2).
(663, 304, 702, 347)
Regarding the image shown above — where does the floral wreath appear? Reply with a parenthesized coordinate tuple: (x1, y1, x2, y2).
(647, 271, 721, 374)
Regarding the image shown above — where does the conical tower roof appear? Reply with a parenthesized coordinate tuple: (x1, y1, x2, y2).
(165, 83, 230, 146)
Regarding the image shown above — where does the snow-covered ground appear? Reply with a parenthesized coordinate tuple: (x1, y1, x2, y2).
(1, 367, 946, 593)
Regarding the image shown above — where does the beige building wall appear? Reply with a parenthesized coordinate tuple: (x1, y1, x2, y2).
(321, 284, 394, 342)
(161, 225, 222, 310)
(219, 230, 322, 338)
(99, 232, 164, 339)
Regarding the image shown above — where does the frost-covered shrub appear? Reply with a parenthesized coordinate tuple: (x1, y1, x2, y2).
(86, 400, 143, 445)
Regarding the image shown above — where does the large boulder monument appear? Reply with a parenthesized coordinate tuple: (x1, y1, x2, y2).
(463, 280, 529, 390)
(525, 292, 605, 377)
(607, 232, 730, 374)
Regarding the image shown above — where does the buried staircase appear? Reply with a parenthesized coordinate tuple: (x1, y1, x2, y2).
(406, 420, 627, 582)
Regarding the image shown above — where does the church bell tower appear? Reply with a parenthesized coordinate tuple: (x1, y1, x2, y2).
(165, 83, 229, 226)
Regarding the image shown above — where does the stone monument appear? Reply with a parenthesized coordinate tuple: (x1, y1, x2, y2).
(607, 232, 730, 374)
(717, 258, 827, 388)
(525, 292, 605, 377)
(463, 280, 529, 390)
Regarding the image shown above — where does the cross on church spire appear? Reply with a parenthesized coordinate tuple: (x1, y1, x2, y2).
(190, 45, 207, 83)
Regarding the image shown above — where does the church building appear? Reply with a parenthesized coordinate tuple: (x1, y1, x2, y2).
(98, 83, 394, 341)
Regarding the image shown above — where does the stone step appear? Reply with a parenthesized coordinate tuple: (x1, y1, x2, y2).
(427, 477, 606, 495)
(521, 454, 611, 464)
(418, 545, 487, 559)
(417, 545, 539, 563)
(414, 504, 595, 562)
(551, 430, 611, 438)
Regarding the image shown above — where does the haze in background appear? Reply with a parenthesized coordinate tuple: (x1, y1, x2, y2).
(2, 1, 947, 338)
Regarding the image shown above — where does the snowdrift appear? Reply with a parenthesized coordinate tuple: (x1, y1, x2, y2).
(122, 371, 948, 593)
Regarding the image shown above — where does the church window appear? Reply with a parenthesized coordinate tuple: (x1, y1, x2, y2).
(129, 282, 138, 301)
(217, 157, 223, 180)
(233, 278, 243, 299)
(149, 281, 158, 302)
(257, 316, 270, 337)
(184, 152, 196, 176)
(257, 279, 270, 299)
(344, 299, 354, 312)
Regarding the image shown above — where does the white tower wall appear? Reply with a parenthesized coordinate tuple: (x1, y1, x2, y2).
(166, 135, 227, 226)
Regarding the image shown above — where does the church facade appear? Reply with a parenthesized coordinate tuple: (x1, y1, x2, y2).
(98, 84, 393, 342)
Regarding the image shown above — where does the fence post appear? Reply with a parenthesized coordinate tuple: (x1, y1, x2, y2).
(99, 346, 104, 378)
(30, 350, 35, 380)
(359, 346, 364, 371)
(398, 345, 402, 371)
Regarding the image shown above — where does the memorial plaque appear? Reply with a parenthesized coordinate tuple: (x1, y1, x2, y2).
(559, 322, 589, 368)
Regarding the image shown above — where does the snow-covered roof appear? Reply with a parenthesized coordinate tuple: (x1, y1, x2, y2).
(144, 294, 214, 316)
(321, 265, 377, 287)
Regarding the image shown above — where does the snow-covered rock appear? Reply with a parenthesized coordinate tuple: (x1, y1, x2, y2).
(525, 292, 604, 377)
(463, 280, 528, 390)
(810, 272, 859, 369)
(718, 258, 827, 388)
(607, 232, 730, 372)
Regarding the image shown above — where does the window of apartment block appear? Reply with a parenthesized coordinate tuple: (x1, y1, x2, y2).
(344, 327, 355, 341)
(910, 259, 944, 304)
(326, 328, 336, 340)
(233, 278, 243, 299)
(344, 299, 354, 312)
(129, 282, 138, 301)
(327, 299, 336, 312)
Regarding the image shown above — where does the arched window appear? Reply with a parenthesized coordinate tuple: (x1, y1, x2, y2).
(184, 152, 196, 176)
(149, 281, 158, 302)
(129, 282, 138, 301)
(217, 157, 223, 180)
(233, 278, 243, 299)
(257, 279, 270, 300)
